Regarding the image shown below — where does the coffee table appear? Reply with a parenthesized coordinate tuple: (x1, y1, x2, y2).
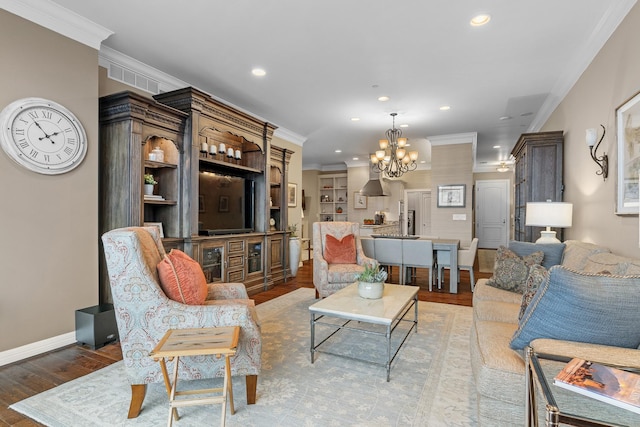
(309, 282, 418, 381)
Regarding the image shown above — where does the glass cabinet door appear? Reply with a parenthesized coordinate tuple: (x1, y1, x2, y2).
(201, 244, 224, 282)
(247, 241, 262, 274)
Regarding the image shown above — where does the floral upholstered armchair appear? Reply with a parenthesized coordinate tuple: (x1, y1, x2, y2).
(312, 221, 375, 298)
(101, 227, 261, 418)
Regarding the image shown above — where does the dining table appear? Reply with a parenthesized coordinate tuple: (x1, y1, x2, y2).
(369, 235, 461, 294)
(426, 238, 460, 293)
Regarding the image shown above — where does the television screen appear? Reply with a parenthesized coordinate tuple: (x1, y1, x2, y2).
(198, 172, 254, 234)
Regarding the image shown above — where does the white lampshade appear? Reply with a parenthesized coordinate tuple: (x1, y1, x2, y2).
(525, 202, 573, 243)
(586, 128, 598, 147)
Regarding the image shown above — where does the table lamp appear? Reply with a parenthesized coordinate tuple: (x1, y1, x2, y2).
(525, 202, 573, 243)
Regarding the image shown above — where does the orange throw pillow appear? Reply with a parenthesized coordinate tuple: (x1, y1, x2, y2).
(324, 233, 357, 264)
(157, 249, 208, 305)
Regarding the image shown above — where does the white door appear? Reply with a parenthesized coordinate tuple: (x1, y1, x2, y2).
(420, 191, 432, 236)
(475, 180, 509, 249)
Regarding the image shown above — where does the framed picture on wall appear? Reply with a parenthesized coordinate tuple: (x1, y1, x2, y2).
(288, 182, 297, 207)
(354, 192, 367, 209)
(616, 90, 640, 215)
(437, 184, 465, 208)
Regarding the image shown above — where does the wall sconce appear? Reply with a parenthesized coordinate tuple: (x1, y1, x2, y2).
(586, 124, 608, 180)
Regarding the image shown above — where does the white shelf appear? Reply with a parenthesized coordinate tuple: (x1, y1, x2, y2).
(318, 173, 348, 222)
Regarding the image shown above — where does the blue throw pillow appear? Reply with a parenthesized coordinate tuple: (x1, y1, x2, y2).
(510, 266, 640, 350)
(509, 240, 566, 269)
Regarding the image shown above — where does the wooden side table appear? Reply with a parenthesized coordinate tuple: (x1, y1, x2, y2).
(150, 326, 240, 427)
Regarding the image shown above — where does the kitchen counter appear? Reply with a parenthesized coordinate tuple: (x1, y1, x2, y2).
(359, 224, 399, 236)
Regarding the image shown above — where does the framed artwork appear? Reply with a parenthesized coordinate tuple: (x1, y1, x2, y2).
(616, 90, 640, 215)
(354, 192, 367, 209)
(198, 195, 205, 213)
(143, 222, 164, 238)
(437, 184, 466, 208)
(219, 195, 229, 212)
(288, 182, 297, 207)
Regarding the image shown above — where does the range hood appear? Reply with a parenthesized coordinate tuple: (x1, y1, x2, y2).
(360, 164, 387, 197)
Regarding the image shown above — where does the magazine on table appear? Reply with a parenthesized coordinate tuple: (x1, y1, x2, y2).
(553, 358, 640, 415)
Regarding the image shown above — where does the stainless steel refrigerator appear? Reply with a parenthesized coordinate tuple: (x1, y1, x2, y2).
(407, 210, 415, 235)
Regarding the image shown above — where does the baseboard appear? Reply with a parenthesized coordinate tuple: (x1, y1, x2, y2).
(0, 332, 76, 367)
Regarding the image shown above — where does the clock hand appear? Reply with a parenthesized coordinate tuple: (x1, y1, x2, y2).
(34, 121, 52, 138)
(34, 121, 57, 143)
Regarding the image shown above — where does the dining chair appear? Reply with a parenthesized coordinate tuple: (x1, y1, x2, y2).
(360, 237, 376, 259)
(374, 238, 404, 284)
(402, 239, 435, 289)
(437, 237, 479, 291)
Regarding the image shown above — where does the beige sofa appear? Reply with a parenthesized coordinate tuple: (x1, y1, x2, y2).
(470, 240, 640, 426)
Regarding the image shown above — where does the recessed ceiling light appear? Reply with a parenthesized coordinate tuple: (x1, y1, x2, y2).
(378, 96, 390, 102)
(335, 149, 342, 153)
(353, 157, 359, 160)
(251, 68, 266, 77)
(440, 105, 451, 111)
(350, 117, 360, 121)
(493, 145, 501, 149)
(400, 124, 409, 128)
(521, 112, 533, 117)
(470, 14, 491, 26)
(499, 115, 512, 121)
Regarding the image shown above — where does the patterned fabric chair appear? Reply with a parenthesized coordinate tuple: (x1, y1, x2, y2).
(312, 221, 375, 298)
(101, 227, 261, 418)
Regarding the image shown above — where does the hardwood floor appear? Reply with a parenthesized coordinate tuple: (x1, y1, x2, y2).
(0, 260, 489, 426)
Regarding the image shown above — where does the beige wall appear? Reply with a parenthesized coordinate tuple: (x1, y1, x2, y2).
(0, 11, 99, 352)
(431, 144, 474, 246)
(543, 2, 640, 257)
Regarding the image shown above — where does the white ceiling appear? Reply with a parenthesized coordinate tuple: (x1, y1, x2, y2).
(36, 1, 638, 171)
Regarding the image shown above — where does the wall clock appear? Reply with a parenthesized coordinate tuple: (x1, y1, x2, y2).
(0, 97, 87, 174)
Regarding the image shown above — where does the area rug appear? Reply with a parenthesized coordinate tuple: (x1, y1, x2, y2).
(10, 288, 476, 426)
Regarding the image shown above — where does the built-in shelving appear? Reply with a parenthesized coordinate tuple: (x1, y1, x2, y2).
(318, 173, 348, 222)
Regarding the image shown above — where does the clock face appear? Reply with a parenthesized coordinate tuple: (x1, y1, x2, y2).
(0, 98, 87, 174)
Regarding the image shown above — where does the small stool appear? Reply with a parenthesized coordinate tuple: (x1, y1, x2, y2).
(150, 326, 240, 427)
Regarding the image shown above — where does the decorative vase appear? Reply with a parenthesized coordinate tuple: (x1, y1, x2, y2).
(358, 281, 384, 299)
(289, 237, 301, 277)
(144, 184, 154, 196)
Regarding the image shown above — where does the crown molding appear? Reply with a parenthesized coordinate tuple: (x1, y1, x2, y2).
(2, 0, 113, 50)
(428, 132, 477, 146)
(273, 127, 306, 146)
(302, 163, 347, 172)
(530, 0, 638, 131)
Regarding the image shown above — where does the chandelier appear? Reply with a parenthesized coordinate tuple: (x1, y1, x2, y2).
(370, 113, 418, 178)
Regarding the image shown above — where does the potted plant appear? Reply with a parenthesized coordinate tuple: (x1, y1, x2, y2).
(354, 262, 388, 299)
(144, 173, 157, 196)
(287, 224, 301, 277)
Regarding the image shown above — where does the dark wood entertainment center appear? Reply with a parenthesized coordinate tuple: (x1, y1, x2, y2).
(99, 88, 293, 304)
